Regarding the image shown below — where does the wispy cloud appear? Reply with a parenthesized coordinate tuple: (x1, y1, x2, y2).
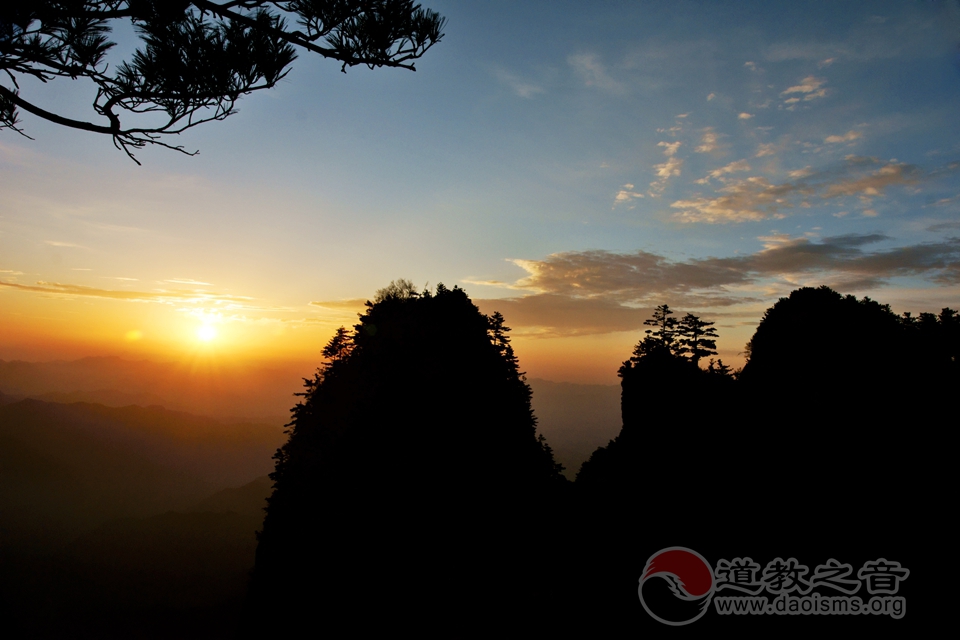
(781, 76, 828, 107)
(308, 298, 368, 315)
(672, 176, 801, 223)
(0, 280, 252, 305)
(825, 131, 862, 144)
(821, 160, 917, 198)
(928, 221, 960, 232)
(568, 53, 625, 94)
(670, 157, 925, 224)
(164, 278, 213, 286)
(493, 67, 545, 98)
(648, 142, 684, 197)
(695, 128, 719, 153)
(756, 143, 777, 157)
(658, 141, 681, 156)
(696, 160, 751, 184)
(44, 241, 84, 248)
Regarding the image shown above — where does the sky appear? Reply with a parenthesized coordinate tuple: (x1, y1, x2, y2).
(2, 0, 960, 384)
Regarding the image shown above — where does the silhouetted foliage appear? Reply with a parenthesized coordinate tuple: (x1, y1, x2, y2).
(373, 277, 420, 302)
(319, 325, 352, 364)
(740, 286, 907, 393)
(706, 357, 733, 378)
(580, 305, 730, 492)
(570, 288, 949, 632)
(0, 1, 445, 162)
(677, 312, 718, 365)
(246, 283, 567, 633)
(643, 303, 680, 353)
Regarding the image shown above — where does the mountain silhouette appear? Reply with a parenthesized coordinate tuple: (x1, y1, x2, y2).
(246, 283, 568, 634)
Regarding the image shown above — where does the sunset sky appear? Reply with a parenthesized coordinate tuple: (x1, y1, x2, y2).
(2, 0, 960, 384)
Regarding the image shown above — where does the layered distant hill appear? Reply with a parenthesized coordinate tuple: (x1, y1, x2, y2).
(0, 399, 284, 546)
(0, 357, 623, 480)
(0, 356, 307, 421)
(527, 378, 621, 479)
(0, 397, 282, 637)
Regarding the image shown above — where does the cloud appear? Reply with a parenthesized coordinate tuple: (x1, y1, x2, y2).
(568, 53, 625, 93)
(649, 157, 683, 197)
(763, 12, 940, 65)
(0, 280, 253, 305)
(924, 196, 959, 208)
(707, 93, 716, 101)
(696, 160, 751, 184)
(44, 241, 84, 248)
(510, 249, 747, 299)
(493, 68, 545, 99)
(647, 142, 684, 196)
(821, 161, 917, 198)
(782, 76, 825, 96)
(695, 128, 719, 153)
(672, 176, 802, 223)
(927, 221, 960, 232)
(308, 298, 369, 316)
(658, 141, 681, 156)
(164, 278, 213, 286)
(744, 61, 757, 71)
(475, 294, 653, 337)
(670, 157, 925, 224)
(487, 235, 960, 335)
(756, 143, 776, 158)
(825, 131, 862, 144)
(738, 113, 754, 120)
(781, 76, 828, 105)
(613, 184, 645, 209)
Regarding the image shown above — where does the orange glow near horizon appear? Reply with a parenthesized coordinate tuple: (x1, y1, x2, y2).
(3, 283, 748, 383)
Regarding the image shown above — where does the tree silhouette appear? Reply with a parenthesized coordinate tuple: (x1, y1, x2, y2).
(643, 303, 679, 353)
(0, 2, 445, 162)
(705, 357, 733, 378)
(373, 277, 419, 302)
(246, 282, 567, 634)
(677, 312, 718, 366)
(320, 325, 353, 363)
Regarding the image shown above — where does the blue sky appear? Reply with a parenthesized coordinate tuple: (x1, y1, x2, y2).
(2, 1, 959, 380)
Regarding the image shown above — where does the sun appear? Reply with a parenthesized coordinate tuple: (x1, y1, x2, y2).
(197, 325, 218, 342)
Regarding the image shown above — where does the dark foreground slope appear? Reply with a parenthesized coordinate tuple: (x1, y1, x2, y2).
(246, 284, 569, 634)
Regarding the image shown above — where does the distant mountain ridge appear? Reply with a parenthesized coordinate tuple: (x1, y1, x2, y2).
(0, 398, 285, 551)
(0, 355, 305, 421)
(527, 377, 621, 478)
(31, 388, 170, 408)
